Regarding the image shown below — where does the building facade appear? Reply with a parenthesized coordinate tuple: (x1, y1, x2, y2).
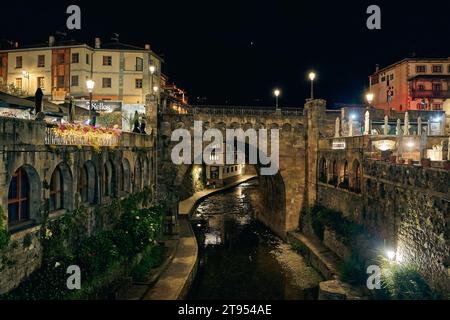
(0, 36, 163, 125)
(369, 58, 450, 114)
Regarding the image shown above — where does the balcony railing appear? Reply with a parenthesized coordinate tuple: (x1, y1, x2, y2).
(189, 106, 303, 117)
(410, 90, 450, 99)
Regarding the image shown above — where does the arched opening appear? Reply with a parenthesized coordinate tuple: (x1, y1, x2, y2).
(103, 160, 116, 197)
(134, 158, 142, 192)
(352, 160, 362, 193)
(8, 167, 30, 226)
(319, 157, 327, 183)
(142, 156, 149, 187)
(339, 161, 349, 189)
(49, 163, 73, 212)
(121, 158, 131, 193)
(79, 165, 88, 203)
(330, 160, 338, 186)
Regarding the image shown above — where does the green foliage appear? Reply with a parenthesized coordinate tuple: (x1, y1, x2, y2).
(131, 245, 165, 282)
(0, 207, 10, 251)
(308, 205, 364, 245)
(378, 257, 440, 300)
(339, 253, 367, 285)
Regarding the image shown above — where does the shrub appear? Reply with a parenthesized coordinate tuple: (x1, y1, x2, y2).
(340, 253, 367, 285)
(379, 258, 439, 300)
(0, 207, 10, 251)
(131, 245, 165, 282)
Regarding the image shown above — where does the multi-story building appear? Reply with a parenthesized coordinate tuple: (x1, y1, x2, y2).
(369, 58, 450, 114)
(0, 35, 163, 128)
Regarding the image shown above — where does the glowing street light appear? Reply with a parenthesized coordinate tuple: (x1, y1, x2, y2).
(86, 79, 95, 126)
(149, 65, 156, 75)
(22, 70, 30, 93)
(153, 86, 159, 93)
(274, 89, 281, 110)
(386, 250, 396, 261)
(366, 92, 374, 105)
(309, 72, 316, 100)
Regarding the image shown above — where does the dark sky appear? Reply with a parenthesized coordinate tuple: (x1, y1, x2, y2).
(2, 0, 450, 106)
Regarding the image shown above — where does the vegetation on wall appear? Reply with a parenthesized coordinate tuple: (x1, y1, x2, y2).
(0, 207, 10, 251)
(1, 190, 165, 300)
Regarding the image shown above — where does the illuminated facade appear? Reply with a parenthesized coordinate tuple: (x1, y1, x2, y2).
(0, 35, 163, 105)
(369, 58, 450, 114)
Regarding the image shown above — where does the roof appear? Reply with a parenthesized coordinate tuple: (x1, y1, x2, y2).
(372, 57, 450, 75)
(408, 74, 450, 80)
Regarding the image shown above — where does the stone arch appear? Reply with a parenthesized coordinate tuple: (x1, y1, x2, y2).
(175, 122, 185, 130)
(331, 159, 338, 186)
(48, 162, 73, 212)
(339, 160, 349, 189)
(281, 123, 292, 135)
(294, 123, 304, 135)
(319, 157, 327, 183)
(121, 158, 131, 193)
(133, 157, 143, 192)
(243, 123, 253, 131)
(230, 122, 241, 130)
(142, 156, 149, 187)
(80, 160, 98, 204)
(270, 123, 279, 130)
(103, 160, 116, 197)
(6, 164, 41, 228)
(352, 159, 362, 193)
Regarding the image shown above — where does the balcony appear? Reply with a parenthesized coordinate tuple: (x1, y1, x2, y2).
(410, 90, 450, 99)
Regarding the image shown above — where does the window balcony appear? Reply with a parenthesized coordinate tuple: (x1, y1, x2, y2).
(410, 90, 450, 99)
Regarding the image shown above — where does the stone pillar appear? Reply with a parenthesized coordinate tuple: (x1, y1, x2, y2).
(304, 99, 326, 211)
(384, 115, 389, 135)
(348, 118, 353, 137)
(418, 117, 422, 136)
(334, 117, 340, 138)
(364, 111, 370, 135)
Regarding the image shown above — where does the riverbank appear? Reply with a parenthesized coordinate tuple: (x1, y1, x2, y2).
(138, 175, 257, 300)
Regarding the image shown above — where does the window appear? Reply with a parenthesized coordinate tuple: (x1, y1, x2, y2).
(79, 166, 88, 203)
(102, 78, 112, 88)
(86, 54, 90, 65)
(432, 103, 443, 110)
(8, 168, 30, 225)
(72, 53, 79, 63)
(37, 55, 45, 67)
(418, 84, 426, 91)
(432, 65, 443, 73)
(71, 75, 79, 87)
(136, 57, 143, 71)
(49, 166, 64, 212)
(103, 56, 112, 66)
(381, 76, 386, 82)
(135, 79, 143, 88)
(15, 78, 22, 90)
(416, 65, 426, 73)
(432, 83, 442, 92)
(57, 76, 65, 89)
(37, 77, 44, 89)
(390, 74, 394, 80)
(16, 56, 22, 68)
(57, 53, 65, 64)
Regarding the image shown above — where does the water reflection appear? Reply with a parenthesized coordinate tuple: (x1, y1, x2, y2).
(188, 180, 322, 300)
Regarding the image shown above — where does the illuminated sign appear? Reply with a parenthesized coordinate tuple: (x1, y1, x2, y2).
(332, 140, 346, 150)
(74, 100, 122, 113)
(373, 140, 396, 151)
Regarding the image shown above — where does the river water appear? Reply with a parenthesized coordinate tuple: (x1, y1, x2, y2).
(187, 180, 322, 300)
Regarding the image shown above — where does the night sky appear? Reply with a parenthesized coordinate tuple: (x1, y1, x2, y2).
(2, 0, 450, 107)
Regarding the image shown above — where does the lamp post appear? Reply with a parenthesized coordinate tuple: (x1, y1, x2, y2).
(309, 72, 316, 100)
(274, 89, 281, 111)
(366, 92, 374, 106)
(22, 70, 30, 95)
(149, 64, 156, 96)
(86, 79, 95, 126)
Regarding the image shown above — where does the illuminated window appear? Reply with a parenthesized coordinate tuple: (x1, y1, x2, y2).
(57, 76, 65, 89)
(103, 56, 112, 66)
(102, 78, 112, 88)
(135, 79, 143, 89)
(49, 166, 64, 212)
(72, 53, 79, 63)
(15, 78, 22, 90)
(86, 54, 90, 65)
(416, 65, 426, 73)
(37, 55, 45, 67)
(37, 77, 44, 89)
(8, 168, 30, 226)
(71, 75, 79, 87)
(57, 53, 65, 64)
(136, 57, 143, 71)
(432, 65, 443, 73)
(15, 56, 22, 68)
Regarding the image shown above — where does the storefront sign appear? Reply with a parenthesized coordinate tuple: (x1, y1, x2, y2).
(74, 100, 122, 113)
(332, 140, 346, 150)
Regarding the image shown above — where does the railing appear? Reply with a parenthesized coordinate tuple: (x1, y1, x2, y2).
(45, 125, 120, 147)
(189, 105, 304, 117)
(410, 90, 450, 100)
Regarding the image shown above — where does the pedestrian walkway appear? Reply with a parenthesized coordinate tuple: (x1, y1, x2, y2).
(142, 219, 198, 300)
(179, 175, 258, 216)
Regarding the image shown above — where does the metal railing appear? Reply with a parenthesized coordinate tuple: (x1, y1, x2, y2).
(188, 105, 304, 117)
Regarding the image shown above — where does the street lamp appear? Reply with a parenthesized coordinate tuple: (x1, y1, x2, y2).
(273, 89, 281, 110)
(153, 85, 159, 93)
(309, 72, 316, 100)
(22, 70, 30, 94)
(86, 79, 95, 126)
(366, 93, 374, 106)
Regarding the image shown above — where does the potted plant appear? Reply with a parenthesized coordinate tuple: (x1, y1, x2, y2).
(421, 158, 431, 168)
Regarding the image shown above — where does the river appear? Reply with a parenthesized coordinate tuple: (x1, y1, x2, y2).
(187, 179, 322, 300)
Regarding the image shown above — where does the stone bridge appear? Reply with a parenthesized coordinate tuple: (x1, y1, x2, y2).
(159, 100, 335, 238)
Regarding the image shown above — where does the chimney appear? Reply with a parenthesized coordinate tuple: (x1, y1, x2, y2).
(14, 42, 19, 48)
(95, 37, 101, 49)
(375, 64, 380, 72)
(144, 44, 151, 50)
(49, 35, 55, 47)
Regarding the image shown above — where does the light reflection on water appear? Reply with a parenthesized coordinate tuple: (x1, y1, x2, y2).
(188, 180, 322, 300)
